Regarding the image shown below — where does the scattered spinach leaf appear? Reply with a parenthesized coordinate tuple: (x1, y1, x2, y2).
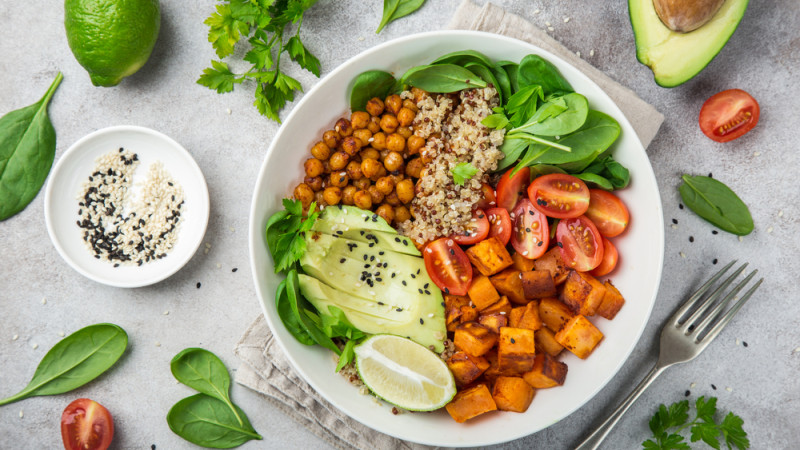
(402, 64, 487, 93)
(171, 348, 244, 426)
(517, 54, 573, 96)
(376, 0, 426, 33)
(0, 323, 127, 406)
(350, 70, 396, 112)
(451, 162, 479, 186)
(679, 175, 753, 236)
(167, 394, 262, 449)
(0, 72, 62, 221)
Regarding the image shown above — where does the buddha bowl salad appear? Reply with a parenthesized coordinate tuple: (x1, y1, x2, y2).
(266, 50, 631, 422)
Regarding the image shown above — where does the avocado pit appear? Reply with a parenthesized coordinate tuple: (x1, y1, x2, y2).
(652, 0, 727, 32)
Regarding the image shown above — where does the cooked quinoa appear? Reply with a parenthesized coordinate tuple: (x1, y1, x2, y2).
(398, 87, 505, 244)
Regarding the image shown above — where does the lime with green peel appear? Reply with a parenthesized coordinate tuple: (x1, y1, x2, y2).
(354, 334, 456, 411)
(64, 0, 161, 87)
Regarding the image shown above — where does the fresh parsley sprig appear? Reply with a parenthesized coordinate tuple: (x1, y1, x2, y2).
(451, 162, 478, 186)
(643, 396, 749, 450)
(198, 0, 321, 122)
(265, 198, 319, 272)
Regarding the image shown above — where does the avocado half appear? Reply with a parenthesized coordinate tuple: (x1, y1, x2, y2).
(629, 0, 749, 87)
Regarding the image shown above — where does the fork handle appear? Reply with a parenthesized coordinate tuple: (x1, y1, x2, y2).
(574, 363, 668, 450)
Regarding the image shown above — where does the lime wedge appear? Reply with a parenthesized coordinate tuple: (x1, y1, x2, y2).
(354, 335, 456, 411)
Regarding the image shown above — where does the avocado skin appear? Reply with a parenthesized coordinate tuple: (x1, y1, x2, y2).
(629, 0, 749, 87)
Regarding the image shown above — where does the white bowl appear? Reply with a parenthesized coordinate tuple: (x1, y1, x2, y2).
(249, 31, 664, 447)
(45, 125, 209, 288)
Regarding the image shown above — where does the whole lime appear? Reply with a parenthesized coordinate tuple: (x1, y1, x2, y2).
(65, 0, 161, 87)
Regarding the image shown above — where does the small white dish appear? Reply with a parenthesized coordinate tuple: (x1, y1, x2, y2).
(45, 125, 209, 288)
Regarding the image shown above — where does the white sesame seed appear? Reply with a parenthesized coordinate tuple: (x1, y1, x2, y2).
(736, 338, 740, 345)
(753, 151, 761, 156)
(793, 347, 800, 354)
(19, 411, 23, 418)
(533, 9, 540, 14)
(428, 313, 434, 318)
(564, 17, 570, 22)
(155, 341, 161, 347)
(226, 108, 232, 115)
(58, 331, 65, 337)
(590, 49, 595, 57)
(163, 310, 169, 315)
(778, 210, 784, 217)
(205, 243, 212, 248)
(576, 51, 581, 58)
(32, 343, 38, 350)
(680, 252, 686, 258)
(767, 226, 774, 233)
(725, 387, 733, 392)
(548, 26, 555, 32)
(738, 236, 743, 242)
(216, 263, 222, 269)
(690, 382, 696, 388)
(545, 21, 551, 26)
(671, 224, 678, 229)
(41, 297, 46, 305)
(12, 334, 19, 341)
(229, 226, 235, 232)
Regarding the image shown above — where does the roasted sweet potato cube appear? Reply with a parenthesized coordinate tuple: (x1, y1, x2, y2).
(490, 268, 526, 304)
(467, 274, 500, 311)
(509, 306, 525, 328)
(533, 247, 569, 284)
(492, 376, 535, 412)
(466, 237, 513, 276)
(481, 295, 512, 316)
(560, 270, 607, 316)
(535, 327, 564, 357)
(445, 384, 497, 423)
(478, 313, 508, 334)
(517, 300, 542, 331)
(555, 315, 604, 359)
(447, 351, 490, 387)
(539, 297, 575, 332)
(596, 280, 625, 320)
(511, 251, 535, 272)
(520, 270, 557, 299)
(523, 353, 568, 388)
(481, 349, 502, 387)
(445, 294, 470, 329)
(454, 322, 498, 357)
(497, 327, 536, 375)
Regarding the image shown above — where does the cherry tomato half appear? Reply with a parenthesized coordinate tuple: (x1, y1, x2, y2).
(556, 215, 604, 272)
(61, 398, 114, 450)
(486, 207, 512, 245)
(510, 199, 550, 260)
(590, 238, 618, 277)
(423, 238, 473, 296)
(475, 183, 497, 210)
(585, 189, 630, 238)
(452, 209, 490, 245)
(699, 89, 760, 143)
(527, 173, 590, 219)
(496, 167, 530, 212)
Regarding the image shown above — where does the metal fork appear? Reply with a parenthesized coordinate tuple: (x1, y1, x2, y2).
(574, 261, 763, 450)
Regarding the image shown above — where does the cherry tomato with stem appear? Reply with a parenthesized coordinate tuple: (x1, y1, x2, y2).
(423, 238, 473, 296)
(452, 209, 490, 245)
(61, 398, 114, 450)
(585, 189, 630, 237)
(527, 173, 590, 219)
(590, 237, 618, 277)
(496, 167, 530, 212)
(510, 199, 550, 260)
(699, 89, 759, 143)
(486, 207, 512, 245)
(556, 215, 604, 272)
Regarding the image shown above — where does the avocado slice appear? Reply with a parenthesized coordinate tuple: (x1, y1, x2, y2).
(317, 205, 396, 233)
(629, 0, 749, 87)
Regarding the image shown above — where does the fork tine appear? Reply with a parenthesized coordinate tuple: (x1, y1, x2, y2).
(692, 269, 758, 339)
(699, 277, 763, 343)
(680, 263, 748, 330)
(669, 260, 736, 325)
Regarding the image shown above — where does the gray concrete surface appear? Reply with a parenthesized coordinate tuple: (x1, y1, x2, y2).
(1, 1, 798, 448)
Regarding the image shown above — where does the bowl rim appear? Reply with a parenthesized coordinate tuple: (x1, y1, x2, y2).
(249, 29, 664, 446)
(44, 124, 210, 288)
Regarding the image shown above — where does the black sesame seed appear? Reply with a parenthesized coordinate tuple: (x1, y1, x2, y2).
(196, 282, 202, 288)
(376, 278, 382, 282)
(424, 290, 431, 295)
(444, 287, 450, 294)
(685, 390, 690, 397)
(395, 237, 401, 242)
(672, 218, 678, 224)
(510, 338, 515, 344)
(402, 280, 407, 286)
(441, 302, 445, 306)
(416, 269, 420, 274)
(689, 236, 694, 242)
(336, 230, 343, 235)
(712, 258, 718, 265)
(411, 273, 416, 279)
(450, 248, 455, 255)
(711, 384, 717, 390)
(537, 241, 543, 246)
(418, 289, 423, 294)
(557, 242, 563, 248)
(360, 230, 365, 235)
(526, 227, 531, 232)
(396, 308, 403, 312)
(363, 254, 368, 261)
(232, 268, 238, 272)
(743, 341, 748, 347)
(340, 258, 346, 264)
(424, 283, 429, 289)
(420, 318, 424, 324)
(379, 251, 385, 255)
(712, 230, 718, 235)
(679, 203, 684, 209)
(378, 301, 384, 305)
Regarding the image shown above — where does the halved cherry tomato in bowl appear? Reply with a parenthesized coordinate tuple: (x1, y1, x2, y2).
(556, 215, 604, 272)
(585, 189, 629, 238)
(527, 173, 590, 219)
(590, 237, 618, 277)
(699, 89, 760, 143)
(475, 183, 497, 210)
(423, 238, 473, 296)
(486, 207, 512, 245)
(496, 167, 530, 212)
(61, 398, 114, 450)
(510, 199, 549, 260)
(452, 209, 490, 245)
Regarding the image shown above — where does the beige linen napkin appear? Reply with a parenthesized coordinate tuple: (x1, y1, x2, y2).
(234, 3, 664, 450)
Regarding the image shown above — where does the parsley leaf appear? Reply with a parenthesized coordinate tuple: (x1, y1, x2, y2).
(204, 4, 250, 58)
(286, 35, 321, 77)
(720, 412, 750, 450)
(265, 199, 319, 273)
(451, 162, 479, 186)
(197, 60, 242, 93)
(643, 397, 749, 450)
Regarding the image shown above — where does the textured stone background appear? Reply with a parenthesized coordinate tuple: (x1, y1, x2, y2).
(1, 1, 798, 448)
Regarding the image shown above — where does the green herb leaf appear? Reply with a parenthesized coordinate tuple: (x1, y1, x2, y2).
(350, 70, 396, 112)
(720, 412, 750, 450)
(336, 339, 358, 372)
(265, 199, 319, 272)
(402, 64, 487, 93)
(679, 175, 754, 236)
(0, 72, 62, 221)
(167, 394, 262, 449)
(0, 323, 127, 406)
(376, 0, 426, 33)
(197, 61, 242, 94)
(691, 421, 721, 449)
(451, 162, 478, 186)
(644, 397, 749, 450)
(205, 3, 250, 58)
(171, 348, 244, 426)
(243, 31, 274, 69)
(481, 113, 509, 130)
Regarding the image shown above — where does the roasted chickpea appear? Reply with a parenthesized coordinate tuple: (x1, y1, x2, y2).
(350, 111, 370, 129)
(396, 179, 415, 204)
(371, 132, 387, 150)
(310, 141, 331, 160)
(396, 126, 413, 140)
(389, 173, 405, 185)
(304, 158, 324, 178)
(366, 97, 385, 117)
(385, 94, 402, 115)
(294, 183, 314, 207)
(328, 151, 350, 171)
(353, 177, 371, 191)
(361, 158, 382, 179)
(342, 185, 357, 205)
(353, 190, 373, 209)
(405, 157, 423, 178)
(360, 147, 380, 161)
(397, 107, 415, 127)
(383, 151, 404, 172)
(329, 171, 349, 188)
(411, 87, 428, 103)
(346, 161, 363, 180)
(407, 135, 425, 155)
(304, 176, 323, 191)
(402, 99, 419, 113)
(313, 190, 325, 208)
(341, 136, 362, 156)
(353, 128, 372, 146)
(375, 176, 395, 195)
(368, 185, 385, 204)
(379, 114, 399, 134)
(384, 191, 401, 206)
(334, 118, 353, 137)
(369, 165, 387, 182)
(385, 134, 405, 153)
(376, 203, 395, 224)
(367, 115, 382, 133)
(323, 130, 340, 148)
(394, 205, 411, 223)
(321, 159, 331, 174)
(322, 186, 342, 205)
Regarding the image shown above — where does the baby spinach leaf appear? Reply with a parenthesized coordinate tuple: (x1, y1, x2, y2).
(0, 323, 127, 406)
(573, 172, 614, 191)
(496, 137, 529, 171)
(514, 93, 589, 137)
(464, 62, 503, 103)
(167, 394, 262, 449)
(275, 278, 315, 345)
(0, 72, 62, 221)
(376, 0, 426, 34)
(402, 64, 487, 93)
(679, 175, 753, 236)
(505, 85, 544, 127)
(490, 63, 512, 102)
(350, 70, 395, 112)
(171, 348, 244, 426)
(431, 49, 494, 67)
(286, 269, 341, 355)
(498, 62, 520, 94)
(582, 155, 630, 189)
(317, 305, 366, 341)
(529, 110, 621, 172)
(517, 54, 573, 96)
(529, 164, 567, 178)
(482, 113, 509, 130)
